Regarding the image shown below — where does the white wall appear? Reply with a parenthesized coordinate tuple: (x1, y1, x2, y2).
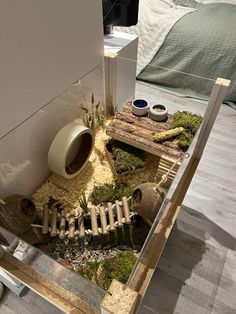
(0, 0, 103, 139)
(0, 1, 104, 197)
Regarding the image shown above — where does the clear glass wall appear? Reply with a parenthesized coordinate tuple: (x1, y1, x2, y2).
(0, 41, 233, 311)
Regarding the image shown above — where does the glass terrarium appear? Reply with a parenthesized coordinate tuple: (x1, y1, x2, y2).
(0, 57, 230, 313)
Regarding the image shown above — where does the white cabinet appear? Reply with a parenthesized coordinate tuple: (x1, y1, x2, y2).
(104, 32, 138, 113)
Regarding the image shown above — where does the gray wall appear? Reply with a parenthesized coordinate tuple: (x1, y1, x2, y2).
(0, 1, 104, 197)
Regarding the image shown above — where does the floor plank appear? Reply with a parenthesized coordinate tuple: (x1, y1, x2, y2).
(0, 288, 64, 314)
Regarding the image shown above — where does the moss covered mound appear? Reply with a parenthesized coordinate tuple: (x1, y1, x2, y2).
(107, 140, 145, 174)
(78, 251, 137, 290)
(170, 111, 203, 151)
(90, 183, 134, 205)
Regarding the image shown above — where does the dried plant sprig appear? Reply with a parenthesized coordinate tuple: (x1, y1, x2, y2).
(80, 93, 106, 130)
(78, 192, 90, 214)
(96, 263, 106, 287)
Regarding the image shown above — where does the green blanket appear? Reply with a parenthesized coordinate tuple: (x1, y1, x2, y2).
(138, 3, 236, 103)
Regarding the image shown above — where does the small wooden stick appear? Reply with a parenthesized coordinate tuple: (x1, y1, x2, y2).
(122, 197, 131, 224)
(90, 207, 99, 236)
(50, 206, 57, 237)
(153, 127, 185, 142)
(99, 206, 108, 235)
(42, 205, 49, 234)
(107, 202, 115, 231)
(59, 210, 66, 240)
(68, 211, 75, 239)
(78, 212, 85, 238)
(115, 200, 123, 228)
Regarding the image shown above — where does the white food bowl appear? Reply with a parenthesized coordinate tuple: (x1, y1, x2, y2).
(132, 99, 149, 116)
(149, 104, 168, 122)
(48, 122, 94, 179)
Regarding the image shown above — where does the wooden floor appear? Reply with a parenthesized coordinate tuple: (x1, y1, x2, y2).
(136, 82, 236, 314)
(0, 288, 64, 314)
(0, 81, 236, 313)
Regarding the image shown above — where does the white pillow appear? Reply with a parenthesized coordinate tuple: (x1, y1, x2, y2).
(196, 0, 236, 4)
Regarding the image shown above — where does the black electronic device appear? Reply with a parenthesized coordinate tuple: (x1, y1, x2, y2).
(103, 0, 139, 34)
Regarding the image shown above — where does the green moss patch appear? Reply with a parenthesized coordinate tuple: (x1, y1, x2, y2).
(77, 251, 137, 290)
(90, 183, 134, 205)
(107, 140, 145, 174)
(170, 111, 203, 151)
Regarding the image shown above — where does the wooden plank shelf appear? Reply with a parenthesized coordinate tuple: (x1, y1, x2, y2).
(106, 102, 182, 160)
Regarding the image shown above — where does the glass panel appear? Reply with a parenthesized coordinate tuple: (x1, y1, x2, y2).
(110, 56, 219, 283)
(0, 226, 105, 311)
(0, 63, 106, 311)
(0, 48, 232, 311)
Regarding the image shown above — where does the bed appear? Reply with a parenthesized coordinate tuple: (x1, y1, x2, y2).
(115, 0, 236, 104)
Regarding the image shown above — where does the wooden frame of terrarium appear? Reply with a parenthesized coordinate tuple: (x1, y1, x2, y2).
(0, 78, 230, 314)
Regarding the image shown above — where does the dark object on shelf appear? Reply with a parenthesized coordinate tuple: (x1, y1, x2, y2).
(132, 182, 166, 225)
(0, 195, 36, 235)
(103, 0, 139, 34)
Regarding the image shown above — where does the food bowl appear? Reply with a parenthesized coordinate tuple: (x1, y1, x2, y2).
(149, 104, 168, 122)
(132, 99, 149, 116)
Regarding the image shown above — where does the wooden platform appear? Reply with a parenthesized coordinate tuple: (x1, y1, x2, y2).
(106, 102, 183, 160)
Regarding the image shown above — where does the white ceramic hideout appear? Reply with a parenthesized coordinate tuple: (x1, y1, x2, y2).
(132, 99, 149, 116)
(149, 104, 168, 122)
(48, 122, 94, 179)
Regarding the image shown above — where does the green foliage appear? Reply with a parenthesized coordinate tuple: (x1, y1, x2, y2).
(95, 112, 106, 129)
(78, 252, 137, 290)
(170, 111, 203, 151)
(90, 183, 134, 205)
(95, 102, 106, 129)
(171, 111, 202, 135)
(177, 131, 193, 151)
(78, 192, 90, 214)
(103, 251, 137, 286)
(108, 140, 145, 174)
